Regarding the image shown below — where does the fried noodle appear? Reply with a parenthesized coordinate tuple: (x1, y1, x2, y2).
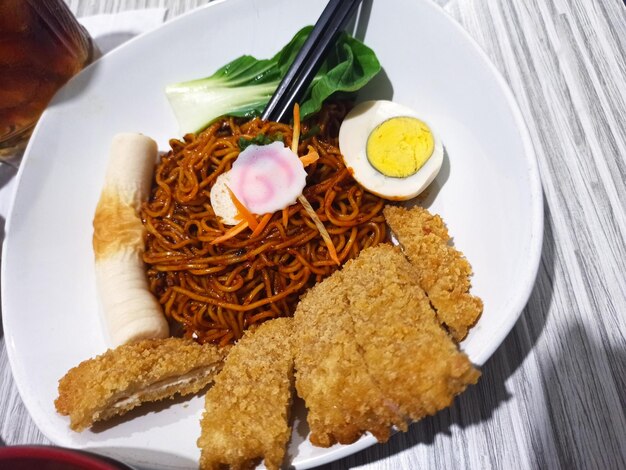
(141, 103, 388, 345)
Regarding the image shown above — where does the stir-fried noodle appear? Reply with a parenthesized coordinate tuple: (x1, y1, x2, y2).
(142, 103, 387, 345)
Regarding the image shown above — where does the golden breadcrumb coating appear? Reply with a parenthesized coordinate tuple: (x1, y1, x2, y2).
(384, 205, 483, 341)
(294, 272, 407, 447)
(55, 338, 226, 431)
(339, 245, 480, 419)
(294, 244, 479, 446)
(198, 317, 294, 470)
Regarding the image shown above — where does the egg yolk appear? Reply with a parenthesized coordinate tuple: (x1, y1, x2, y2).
(366, 117, 435, 178)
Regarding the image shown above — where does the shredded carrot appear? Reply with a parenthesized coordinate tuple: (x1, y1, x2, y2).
(251, 213, 272, 238)
(282, 208, 289, 227)
(210, 220, 248, 245)
(297, 195, 340, 265)
(226, 185, 258, 230)
(300, 145, 319, 167)
(291, 103, 301, 154)
(289, 104, 339, 263)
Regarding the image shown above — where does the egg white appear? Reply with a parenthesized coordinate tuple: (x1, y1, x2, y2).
(210, 172, 239, 226)
(338, 100, 444, 200)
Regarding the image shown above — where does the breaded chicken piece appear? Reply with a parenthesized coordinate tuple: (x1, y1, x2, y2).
(294, 244, 479, 445)
(198, 318, 294, 470)
(340, 245, 480, 420)
(55, 338, 226, 431)
(384, 205, 483, 341)
(294, 274, 407, 447)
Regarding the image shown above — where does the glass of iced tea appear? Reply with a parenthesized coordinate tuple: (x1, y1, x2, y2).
(0, 0, 93, 158)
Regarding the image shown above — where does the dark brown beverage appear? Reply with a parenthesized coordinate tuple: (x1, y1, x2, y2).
(0, 0, 92, 155)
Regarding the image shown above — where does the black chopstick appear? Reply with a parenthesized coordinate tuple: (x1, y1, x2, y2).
(261, 0, 363, 123)
(263, 0, 362, 122)
(261, 0, 343, 121)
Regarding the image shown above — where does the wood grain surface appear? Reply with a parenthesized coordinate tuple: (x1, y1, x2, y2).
(1, 1, 625, 469)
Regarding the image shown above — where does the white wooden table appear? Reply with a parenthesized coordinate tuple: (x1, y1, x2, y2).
(1, 1, 625, 469)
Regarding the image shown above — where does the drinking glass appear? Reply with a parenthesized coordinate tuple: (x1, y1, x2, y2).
(0, 0, 93, 158)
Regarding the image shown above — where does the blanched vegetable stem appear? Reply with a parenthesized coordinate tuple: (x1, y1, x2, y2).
(166, 26, 381, 134)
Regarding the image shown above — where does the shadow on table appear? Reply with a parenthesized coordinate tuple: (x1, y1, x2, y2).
(0, 164, 17, 192)
(0, 163, 14, 278)
(318, 195, 557, 469)
(533, 322, 626, 469)
(0, 217, 4, 339)
(0, 211, 6, 339)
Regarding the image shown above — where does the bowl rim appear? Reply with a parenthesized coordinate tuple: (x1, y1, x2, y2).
(1, 0, 544, 468)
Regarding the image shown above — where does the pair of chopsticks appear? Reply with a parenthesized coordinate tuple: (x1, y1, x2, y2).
(261, 0, 364, 123)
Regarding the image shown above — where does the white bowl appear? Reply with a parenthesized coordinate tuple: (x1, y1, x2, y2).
(2, 0, 543, 468)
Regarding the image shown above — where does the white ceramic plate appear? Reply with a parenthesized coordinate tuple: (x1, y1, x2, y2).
(2, 0, 543, 468)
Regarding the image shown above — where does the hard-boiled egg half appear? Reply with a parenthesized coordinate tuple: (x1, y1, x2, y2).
(338, 100, 443, 200)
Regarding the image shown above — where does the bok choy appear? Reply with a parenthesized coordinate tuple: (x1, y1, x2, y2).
(166, 26, 381, 134)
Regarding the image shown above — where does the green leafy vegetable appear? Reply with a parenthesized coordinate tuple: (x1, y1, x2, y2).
(301, 125, 321, 140)
(166, 26, 381, 134)
(238, 133, 284, 150)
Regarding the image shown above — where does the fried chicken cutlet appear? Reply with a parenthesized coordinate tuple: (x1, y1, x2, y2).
(55, 337, 226, 431)
(340, 245, 480, 419)
(294, 245, 479, 446)
(384, 205, 483, 341)
(294, 272, 407, 447)
(198, 317, 294, 470)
